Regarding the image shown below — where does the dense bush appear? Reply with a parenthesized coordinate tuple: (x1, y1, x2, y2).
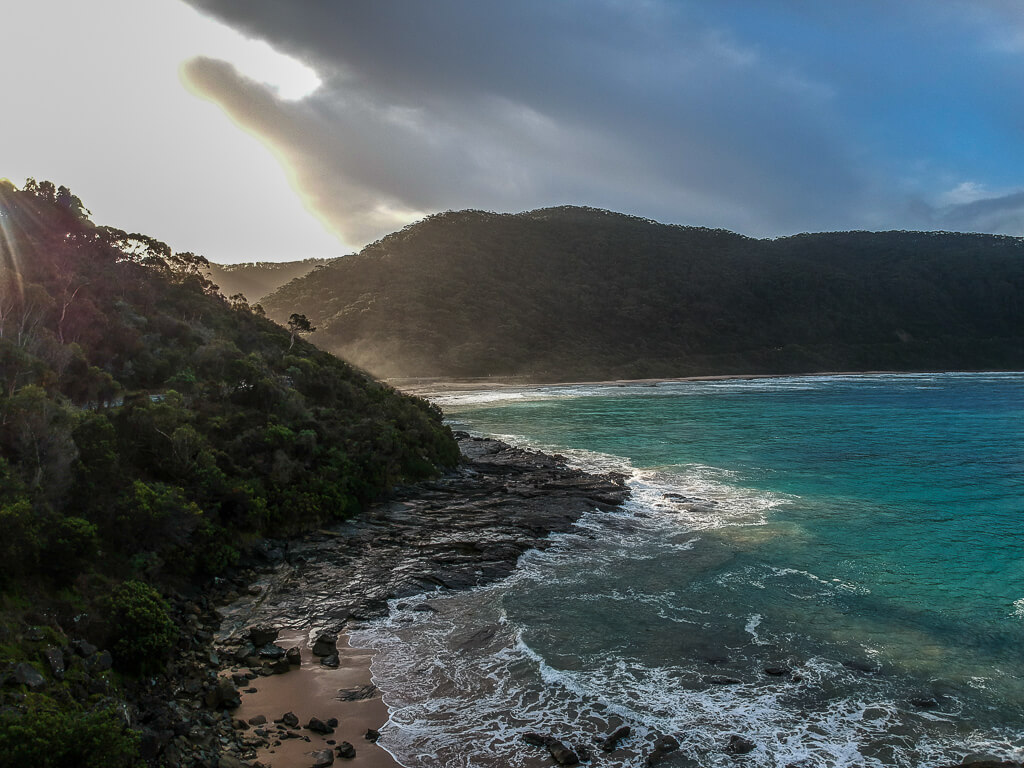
(103, 580, 177, 674)
(0, 701, 140, 768)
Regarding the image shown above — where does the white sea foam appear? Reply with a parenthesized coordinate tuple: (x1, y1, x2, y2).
(1012, 597, 1024, 618)
(351, 379, 1024, 767)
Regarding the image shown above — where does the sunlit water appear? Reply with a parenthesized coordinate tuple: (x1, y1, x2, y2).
(352, 373, 1024, 767)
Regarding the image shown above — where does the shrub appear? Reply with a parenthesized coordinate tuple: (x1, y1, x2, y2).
(104, 580, 176, 674)
(0, 701, 139, 768)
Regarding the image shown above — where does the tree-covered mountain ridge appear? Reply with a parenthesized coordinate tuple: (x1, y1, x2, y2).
(0, 179, 458, 766)
(261, 205, 1024, 381)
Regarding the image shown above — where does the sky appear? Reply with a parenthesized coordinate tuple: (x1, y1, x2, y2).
(3, 1, 1024, 263)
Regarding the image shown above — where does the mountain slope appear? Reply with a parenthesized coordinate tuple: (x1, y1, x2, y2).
(206, 257, 336, 304)
(0, 179, 458, 766)
(261, 206, 1024, 380)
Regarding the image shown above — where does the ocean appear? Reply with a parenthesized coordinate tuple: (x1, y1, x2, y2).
(352, 372, 1024, 767)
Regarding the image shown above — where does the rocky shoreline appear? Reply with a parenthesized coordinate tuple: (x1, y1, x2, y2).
(140, 432, 630, 767)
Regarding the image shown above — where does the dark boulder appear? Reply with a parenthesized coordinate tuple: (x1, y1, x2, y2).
(286, 646, 302, 665)
(307, 717, 335, 735)
(311, 748, 334, 767)
(763, 666, 790, 676)
(601, 725, 631, 752)
(248, 625, 279, 646)
(336, 741, 356, 759)
(547, 739, 580, 766)
(364, 728, 380, 742)
(645, 734, 681, 767)
(12, 663, 46, 692)
(71, 639, 98, 658)
(258, 643, 287, 659)
(522, 732, 551, 747)
(44, 647, 65, 680)
(726, 735, 756, 755)
(312, 632, 338, 657)
(206, 677, 241, 710)
(320, 652, 340, 668)
(278, 711, 299, 728)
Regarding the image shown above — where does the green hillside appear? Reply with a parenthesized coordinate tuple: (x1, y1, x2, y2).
(0, 179, 457, 765)
(262, 206, 1024, 381)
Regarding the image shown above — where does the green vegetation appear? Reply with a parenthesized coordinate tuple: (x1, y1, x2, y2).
(0, 701, 140, 768)
(0, 178, 458, 763)
(262, 206, 1024, 380)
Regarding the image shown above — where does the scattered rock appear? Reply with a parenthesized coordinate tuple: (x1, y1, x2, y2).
(763, 666, 791, 676)
(311, 748, 335, 767)
(71, 639, 97, 657)
(286, 646, 302, 665)
(547, 739, 580, 766)
(523, 732, 551, 747)
(277, 711, 299, 728)
(909, 696, 941, 709)
(248, 625, 279, 646)
(307, 718, 334, 735)
(412, 603, 435, 612)
(841, 659, 879, 674)
(336, 741, 356, 759)
(320, 653, 340, 668)
(326, 718, 339, 728)
(44, 647, 65, 680)
(90, 650, 113, 672)
(206, 677, 241, 710)
(705, 675, 743, 685)
(248, 715, 267, 726)
(726, 735, 756, 755)
(312, 632, 338, 657)
(645, 734, 681, 767)
(12, 663, 46, 692)
(258, 643, 287, 659)
(364, 728, 380, 743)
(269, 658, 292, 674)
(601, 725, 631, 752)
(217, 754, 247, 768)
(336, 684, 376, 701)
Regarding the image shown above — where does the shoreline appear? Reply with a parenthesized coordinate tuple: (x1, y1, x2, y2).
(196, 433, 629, 768)
(388, 369, 1016, 396)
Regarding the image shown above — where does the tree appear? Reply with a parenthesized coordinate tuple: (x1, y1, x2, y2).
(287, 313, 315, 349)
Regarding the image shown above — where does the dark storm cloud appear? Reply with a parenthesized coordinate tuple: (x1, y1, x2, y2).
(180, 0, 1023, 243)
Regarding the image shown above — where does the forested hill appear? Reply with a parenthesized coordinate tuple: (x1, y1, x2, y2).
(262, 206, 1024, 381)
(0, 179, 457, 765)
(206, 257, 336, 305)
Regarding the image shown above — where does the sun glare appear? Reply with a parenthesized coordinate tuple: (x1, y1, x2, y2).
(214, 35, 322, 101)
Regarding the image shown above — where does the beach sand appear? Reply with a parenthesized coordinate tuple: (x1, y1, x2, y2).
(231, 630, 400, 768)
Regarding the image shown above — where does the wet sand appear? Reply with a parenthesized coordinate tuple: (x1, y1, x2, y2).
(231, 630, 400, 768)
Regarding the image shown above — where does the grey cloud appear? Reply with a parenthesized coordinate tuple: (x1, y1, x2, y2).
(178, 1, 906, 242)
(933, 192, 1024, 235)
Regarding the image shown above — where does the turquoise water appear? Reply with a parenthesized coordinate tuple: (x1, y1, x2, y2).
(356, 373, 1024, 768)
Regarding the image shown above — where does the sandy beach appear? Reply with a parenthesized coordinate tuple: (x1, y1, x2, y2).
(229, 629, 399, 768)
